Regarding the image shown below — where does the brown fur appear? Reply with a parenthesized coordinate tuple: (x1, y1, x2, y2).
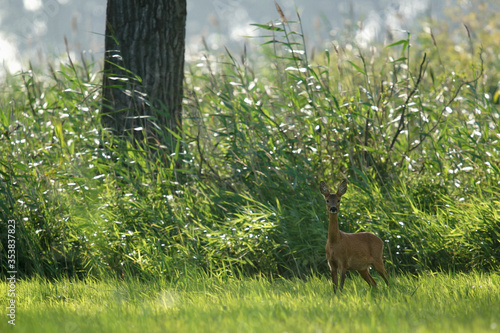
(320, 180, 389, 292)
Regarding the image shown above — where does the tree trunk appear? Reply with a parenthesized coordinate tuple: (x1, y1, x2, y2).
(102, 0, 186, 150)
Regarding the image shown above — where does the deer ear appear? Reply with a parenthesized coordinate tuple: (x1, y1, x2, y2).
(319, 181, 330, 197)
(337, 180, 348, 197)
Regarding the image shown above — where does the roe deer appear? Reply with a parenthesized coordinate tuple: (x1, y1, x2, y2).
(320, 180, 389, 292)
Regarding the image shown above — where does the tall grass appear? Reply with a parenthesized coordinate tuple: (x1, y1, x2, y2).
(0, 5, 499, 279)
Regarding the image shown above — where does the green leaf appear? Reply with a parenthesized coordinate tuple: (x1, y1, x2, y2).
(386, 39, 410, 56)
(391, 57, 408, 63)
(347, 60, 366, 75)
(53, 119, 66, 148)
(386, 39, 408, 49)
(261, 40, 281, 45)
(250, 24, 284, 32)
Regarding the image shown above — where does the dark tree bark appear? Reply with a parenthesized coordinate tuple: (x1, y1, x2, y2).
(102, 0, 186, 150)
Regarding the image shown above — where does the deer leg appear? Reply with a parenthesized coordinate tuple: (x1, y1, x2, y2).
(339, 269, 347, 290)
(329, 261, 339, 293)
(331, 269, 338, 293)
(373, 260, 390, 286)
(358, 269, 377, 287)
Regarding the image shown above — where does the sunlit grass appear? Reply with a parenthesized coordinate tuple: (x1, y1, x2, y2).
(1, 272, 498, 333)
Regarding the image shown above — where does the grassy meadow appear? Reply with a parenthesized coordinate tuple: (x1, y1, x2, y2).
(1, 2, 500, 332)
(1, 272, 499, 333)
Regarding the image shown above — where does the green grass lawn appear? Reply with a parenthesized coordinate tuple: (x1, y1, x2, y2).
(1, 272, 498, 333)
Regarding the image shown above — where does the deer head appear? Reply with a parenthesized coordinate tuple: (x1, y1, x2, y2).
(320, 180, 348, 214)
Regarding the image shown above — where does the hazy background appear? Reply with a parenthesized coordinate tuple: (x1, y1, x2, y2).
(0, 0, 463, 73)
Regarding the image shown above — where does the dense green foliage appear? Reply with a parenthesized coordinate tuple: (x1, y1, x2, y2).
(0, 272, 499, 332)
(1, 5, 499, 279)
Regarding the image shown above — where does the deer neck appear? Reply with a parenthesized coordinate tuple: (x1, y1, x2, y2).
(328, 212, 342, 243)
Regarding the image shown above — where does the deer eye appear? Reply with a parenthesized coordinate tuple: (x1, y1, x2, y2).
(326, 199, 329, 203)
